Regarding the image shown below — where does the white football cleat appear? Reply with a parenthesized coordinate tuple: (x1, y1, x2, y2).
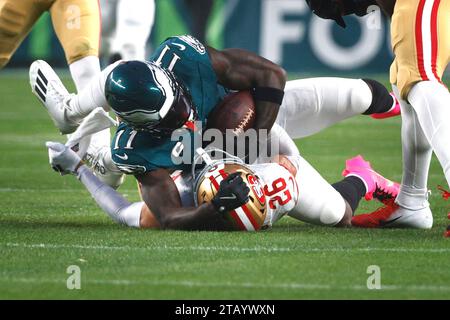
(352, 199, 433, 229)
(29, 60, 79, 134)
(390, 206, 433, 229)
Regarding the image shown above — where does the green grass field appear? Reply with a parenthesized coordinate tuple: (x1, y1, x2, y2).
(0, 71, 449, 299)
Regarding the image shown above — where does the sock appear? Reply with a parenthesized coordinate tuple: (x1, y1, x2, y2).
(393, 85, 431, 210)
(362, 78, 395, 115)
(407, 81, 450, 187)
(69, 56, 101, 92)
(66, 61, 120, 122)
(332, 176, 367, 213)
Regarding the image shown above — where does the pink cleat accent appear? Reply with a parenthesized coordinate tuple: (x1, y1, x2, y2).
(342, 155, 400, 202)
(371, 93, 401, 119)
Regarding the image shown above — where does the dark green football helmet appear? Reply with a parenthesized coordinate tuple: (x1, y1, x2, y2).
(104, 60, 195, 137)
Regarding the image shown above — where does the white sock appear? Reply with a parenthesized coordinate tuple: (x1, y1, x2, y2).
(394, 85, 432, 210)
(69, 56, 101, 92)
(408, 81, 450, 187)
(277, 78, 372, 139)
(66, 61, 121, 122)
(111, 0, 155, 60)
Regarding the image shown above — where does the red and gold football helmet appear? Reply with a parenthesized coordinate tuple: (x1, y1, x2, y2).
(193, 148, 268, 231)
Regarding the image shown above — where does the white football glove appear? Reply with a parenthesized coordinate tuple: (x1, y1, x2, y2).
(46, 141, 82, 175)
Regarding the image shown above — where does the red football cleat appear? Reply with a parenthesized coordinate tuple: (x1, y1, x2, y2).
(371, 93, 401, 119)
(445, 226, 450, 238)
(352, 199, 399, 228)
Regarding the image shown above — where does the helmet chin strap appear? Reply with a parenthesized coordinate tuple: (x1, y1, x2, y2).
(195, 148, 213, 165)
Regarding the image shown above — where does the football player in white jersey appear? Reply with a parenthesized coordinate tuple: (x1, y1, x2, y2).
(44, 122, 401, 231)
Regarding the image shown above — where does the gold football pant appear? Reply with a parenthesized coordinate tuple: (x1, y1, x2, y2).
(390, 0, 449, 100)
(0, 0, 100, 68)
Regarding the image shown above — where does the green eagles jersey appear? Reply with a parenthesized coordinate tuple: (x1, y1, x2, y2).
(111, 35, 227, 174)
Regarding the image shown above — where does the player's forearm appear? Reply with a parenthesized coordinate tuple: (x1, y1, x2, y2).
(76, 165, 141, 227)
(157, 203, 233, 231)
(209, 47, 286, 131)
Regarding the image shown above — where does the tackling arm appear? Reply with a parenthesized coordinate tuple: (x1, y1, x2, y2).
(136, 169, 249, 231)
(45, 141, 159, 228)
(207, 46, 287, 131)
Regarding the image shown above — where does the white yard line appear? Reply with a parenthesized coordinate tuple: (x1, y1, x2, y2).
(1, 276, 450, 292)
(3, 242, 450, 254)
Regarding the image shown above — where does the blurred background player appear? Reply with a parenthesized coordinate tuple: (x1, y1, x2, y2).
(0, 0, 101, 92)
(100, 0, 155, 63)
(179, 0, 215, 44)
(306, 0, 449, 231)
(4, 0, 124, 189)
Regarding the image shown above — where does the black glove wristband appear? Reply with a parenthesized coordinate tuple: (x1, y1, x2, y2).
(211, 197, 227, 213)
(251, 87, 284, 105)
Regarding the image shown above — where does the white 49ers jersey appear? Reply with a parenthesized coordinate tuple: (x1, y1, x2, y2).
(250, 163, 299, 227)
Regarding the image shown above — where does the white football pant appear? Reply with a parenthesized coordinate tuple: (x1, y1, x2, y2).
(277, 77, 372, 139)
(100, 0, 155, 60)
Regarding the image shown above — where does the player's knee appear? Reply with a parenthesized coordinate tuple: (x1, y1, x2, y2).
(319, 203, 346, 226)
(65, 36, 99, 64)
(362, 79, 393, 115)
(315, 194, 347, 226)
(334, 203, 353, 227)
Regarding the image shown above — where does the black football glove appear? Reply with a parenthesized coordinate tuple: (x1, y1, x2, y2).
(305, 0, 347, 28)
(212, 172, 250, 213)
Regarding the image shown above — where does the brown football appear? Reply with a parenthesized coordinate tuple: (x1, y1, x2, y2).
(206, 90, 255, 135)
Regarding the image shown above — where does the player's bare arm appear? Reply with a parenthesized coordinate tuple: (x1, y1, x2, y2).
(136, 169, 248, 231)
(207, 46, 287, 131)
